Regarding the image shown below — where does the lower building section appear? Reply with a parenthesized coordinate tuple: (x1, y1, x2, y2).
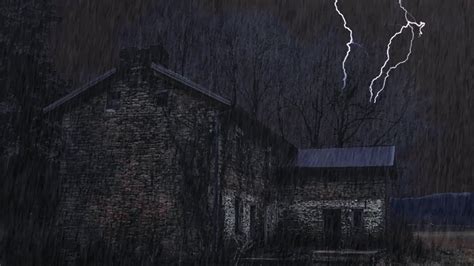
(279, 199, 385, 249)
(221, 189, 279, 245)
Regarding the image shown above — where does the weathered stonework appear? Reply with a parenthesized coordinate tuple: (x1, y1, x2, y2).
(222, 190, 257, 239)
(219, 124, 279, 244)
(57, 65, 224, 260)
(47, 47, 393, 262)
(278, 174, 388, 248)
(53, 52, 286, 262)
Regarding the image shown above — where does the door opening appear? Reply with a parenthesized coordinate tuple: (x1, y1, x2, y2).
(323, 209, 342, 249)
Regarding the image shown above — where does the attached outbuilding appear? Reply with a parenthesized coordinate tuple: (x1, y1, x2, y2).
(278, 146, 396, 250)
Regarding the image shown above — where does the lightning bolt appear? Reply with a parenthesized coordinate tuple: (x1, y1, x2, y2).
(334, 0, 356, 90)
(369, 0, 425, 103)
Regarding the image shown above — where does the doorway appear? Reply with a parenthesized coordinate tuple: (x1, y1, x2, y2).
(323, 209, 342, 249)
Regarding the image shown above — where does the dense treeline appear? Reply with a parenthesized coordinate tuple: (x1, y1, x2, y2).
(391, 193, 474, 228)
(0, 0, 66, 264)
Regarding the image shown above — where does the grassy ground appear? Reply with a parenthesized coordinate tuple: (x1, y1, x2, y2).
(413, 230, 474, 264)
(415, 230, 474, 250)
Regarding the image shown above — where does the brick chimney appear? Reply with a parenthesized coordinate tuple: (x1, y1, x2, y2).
(119, 44, 169, 70)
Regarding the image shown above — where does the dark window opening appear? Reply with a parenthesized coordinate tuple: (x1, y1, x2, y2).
(106, 89, 120, 111)
(156, 90, 169, 107)
(234, 197, 242, 234)
(263, 148, 271, 176)
(236, 134, 244, 168)
(250, 205, 256, 239)
(323, 209, 342, 249)
(353, 209, 363, 228)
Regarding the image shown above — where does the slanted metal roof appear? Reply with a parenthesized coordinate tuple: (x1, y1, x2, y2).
(43, 68, 117, 113)
(151, 62, 231, 106)
(296, 146, 395, 168)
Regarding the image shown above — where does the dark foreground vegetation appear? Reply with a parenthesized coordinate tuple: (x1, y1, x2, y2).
(1, 216, 467, 265)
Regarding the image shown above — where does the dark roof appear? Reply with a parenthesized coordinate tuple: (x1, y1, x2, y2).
(295, 146, 395, 168)
(43, 63, 231, 113)
(43, 68, 117, 113)
(151, 63, 231, 106)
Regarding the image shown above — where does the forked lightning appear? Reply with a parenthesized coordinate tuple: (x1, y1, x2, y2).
(369, 0, 425, 103)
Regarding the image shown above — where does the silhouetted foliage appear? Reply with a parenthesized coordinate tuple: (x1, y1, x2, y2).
(0, 0, 65, 263)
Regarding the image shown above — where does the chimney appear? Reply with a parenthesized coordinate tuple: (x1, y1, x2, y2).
(119, 44, 169, 70)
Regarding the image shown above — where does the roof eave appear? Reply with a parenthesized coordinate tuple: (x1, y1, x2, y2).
(43, 68, 117, 114)
(150, 62, 231, 106)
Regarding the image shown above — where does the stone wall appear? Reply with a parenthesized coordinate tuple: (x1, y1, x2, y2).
(55, 62, 285, 261)
(219, 124, 280, 244)
(57, 66, 222, 260)
(278, 174, 387, 248)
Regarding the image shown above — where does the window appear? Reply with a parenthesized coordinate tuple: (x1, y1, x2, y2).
(234, 197, 242, 234)
(156, 90, 169, 107)
(106, 89, 120, 111)
(263, 147, 271, 175)
(235, 132, 244, 168)
(250, 205, 256, 238)
(353, 209, 363, 228)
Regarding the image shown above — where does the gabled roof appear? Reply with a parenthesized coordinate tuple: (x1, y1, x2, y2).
(151, 63, 231, 106)
(42, 60, 295, 150)
(296, 146, 395, 168)
(43, 63, 231, 113)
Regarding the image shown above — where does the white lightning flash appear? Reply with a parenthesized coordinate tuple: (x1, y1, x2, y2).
(334, 0, 355, 90)
(369, 0, 425, 103)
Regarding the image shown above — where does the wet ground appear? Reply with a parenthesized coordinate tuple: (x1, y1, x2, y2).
(414, 230, 474, 250)
(413, 230, 474, 264)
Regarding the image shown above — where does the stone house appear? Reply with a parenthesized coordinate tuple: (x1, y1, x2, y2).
(43, 46, 395, 262)
(278, 146, 395, 250)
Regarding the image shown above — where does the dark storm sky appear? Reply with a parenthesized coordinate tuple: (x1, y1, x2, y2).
(49, 0, 473, 194)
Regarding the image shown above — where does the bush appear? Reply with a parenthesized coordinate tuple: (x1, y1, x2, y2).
(385, 219, 429, 263)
